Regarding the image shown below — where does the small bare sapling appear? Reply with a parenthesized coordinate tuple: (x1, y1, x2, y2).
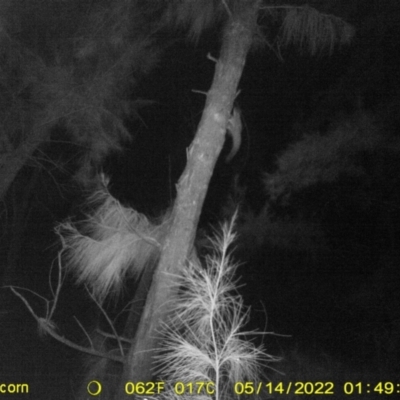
(155, 215, 279, 400)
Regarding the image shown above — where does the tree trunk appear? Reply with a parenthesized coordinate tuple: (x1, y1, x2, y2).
(116, 3, 260, 396)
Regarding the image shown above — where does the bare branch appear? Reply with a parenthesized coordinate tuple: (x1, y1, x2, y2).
(86, 287, 125, 358)
(8, 285, 124, 363)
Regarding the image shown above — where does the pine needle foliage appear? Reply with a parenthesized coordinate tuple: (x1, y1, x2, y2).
(264, 114, 381, 204)
(56, 181, 169, 302)
(260, 3, 354, 57)
(161, 0, 231, 43)
(155, 215, 278, 400)
(0, 0, 161, 194)
(279, 5, 354, 55)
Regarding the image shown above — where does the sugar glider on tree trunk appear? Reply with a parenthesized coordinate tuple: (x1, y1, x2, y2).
(225, 107, 242, 163)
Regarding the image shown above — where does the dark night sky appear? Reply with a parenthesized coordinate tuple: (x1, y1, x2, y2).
(1, 1, 400, 398)
(99, 2, 400, 363)
(106, 39, 350, 213)
(102, 0, 400, 216)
